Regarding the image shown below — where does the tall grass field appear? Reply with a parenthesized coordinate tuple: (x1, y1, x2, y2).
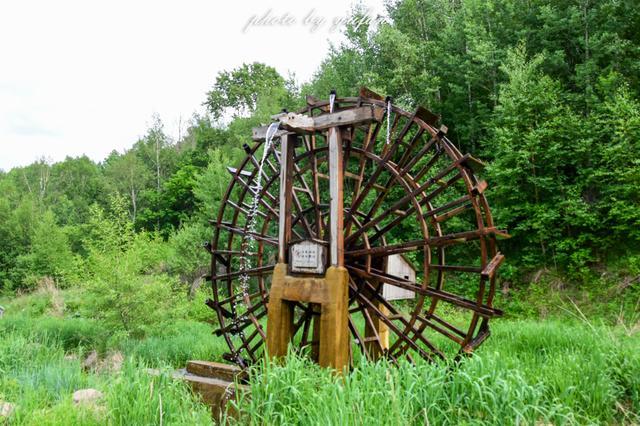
(0, 290, 638, 425)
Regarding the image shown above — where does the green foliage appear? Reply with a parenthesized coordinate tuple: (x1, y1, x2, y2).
(16, 210, 76, 288)
(77, 198, 177, 339)
(487, 47, 587, 271)
(119, 320, 226, 367)
(205, 62, 287, 120)
(167, 221, 210, 284)
(0, 316, 106, 353)
(192, 149, 232, 221)
(590, 83, 640, 243)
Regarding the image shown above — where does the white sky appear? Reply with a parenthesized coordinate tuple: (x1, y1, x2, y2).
(0, 0, 385, 171)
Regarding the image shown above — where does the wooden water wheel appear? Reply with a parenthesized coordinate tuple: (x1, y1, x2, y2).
(207, 88, 507, 369)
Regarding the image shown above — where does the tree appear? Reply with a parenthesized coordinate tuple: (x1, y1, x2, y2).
(80, 197, 176, 338)
(590, 82, 640, 245)
(130, 116, 178, 233)
(104, 150, 151, 225)
(205, 62, 291, 120)
(48, 155, 106, 226)
(486, 46, 593, 271)
(16, 210, 75, 287)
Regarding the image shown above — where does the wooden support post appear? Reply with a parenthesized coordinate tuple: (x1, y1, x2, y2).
(328, 127, 344, 267)
(266, 117, 350, 372)
(319, 123, 349, 371)
(266, 264, 349, 371)
(266, 263, 294, 358)
(365, 303, 389, 359)
(278, 134, 295, 263)
(318, 266, 350, 371)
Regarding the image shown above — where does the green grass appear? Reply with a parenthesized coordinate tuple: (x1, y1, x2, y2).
(1, 291, 639, 425)
(119, 319, 227, 367)
(0, 331, 212, 425)
(235, 320, 640, 425)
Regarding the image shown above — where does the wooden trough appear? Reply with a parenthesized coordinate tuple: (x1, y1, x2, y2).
(154, 361, 249, 420)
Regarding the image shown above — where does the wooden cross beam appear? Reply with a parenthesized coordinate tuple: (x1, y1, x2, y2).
(252, 106, 384, 140)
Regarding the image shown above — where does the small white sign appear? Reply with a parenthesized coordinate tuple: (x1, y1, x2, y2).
(384, 254, 416, 300)
(290, 240, 326, 274)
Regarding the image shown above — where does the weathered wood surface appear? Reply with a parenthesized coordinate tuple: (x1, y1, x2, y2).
(186, 360, 248, 382)
(252, 106, 384, 140)
(148, 362, 249, 420)
(328, 126, 344, 267)
(266, 264, 350, 372)
(278, 134, 295, 263)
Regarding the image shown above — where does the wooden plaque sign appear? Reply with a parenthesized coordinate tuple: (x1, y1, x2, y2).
(289, 240, 326, 274)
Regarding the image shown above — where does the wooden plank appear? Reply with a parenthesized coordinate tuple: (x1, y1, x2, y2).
(346, 228, 506, 258)
(359, 86, 384, 100)
(460, 155, 486, 173)
(149, 367, 249, 420)
(251, 127, 291, 141)
(278, 134, 295, 263)
(471, 180, 488, 195)
(253, 106, 384, 140)
(186, 360, 248, 382)
(226, 167, 253, 179)
(481, 252, 505, 280)
(282, 106, 385, 134)
(210, 264, 275, 282)
(414, 105, 440, 127)
(209, 222, 278, 246)
(328, 126, 344, 267)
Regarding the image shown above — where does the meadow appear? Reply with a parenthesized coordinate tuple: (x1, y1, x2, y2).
(1, 1, 639, 423)
(1, 288, 638, 425)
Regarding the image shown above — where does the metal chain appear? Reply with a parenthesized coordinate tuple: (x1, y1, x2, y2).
(232, 122, 280, 340)
(386, 99, 392, 145)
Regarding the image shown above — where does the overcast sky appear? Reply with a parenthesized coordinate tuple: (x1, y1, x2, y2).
(0, 0, 385, 171)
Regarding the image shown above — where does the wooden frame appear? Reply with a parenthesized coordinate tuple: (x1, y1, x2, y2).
(209, 88, 507, 370)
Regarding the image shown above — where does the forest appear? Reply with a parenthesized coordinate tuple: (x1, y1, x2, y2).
(1, 0, 639, 424)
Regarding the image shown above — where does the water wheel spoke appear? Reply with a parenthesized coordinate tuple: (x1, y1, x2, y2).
(362, 114, 429, 220)
(353, 289, 435, 362)
(236, 326, 265, 353)
(272, 143, 317, 238)
(348, 316, 371, 362)
(346, 228, 504, 258)
(227, 199, 269, 219)
(211, 222, 278, 247)
(414, 314, 464, 345)
(211, 264, 275, 281)
(346, 159, 466, 245)
(215, 307, 267, 336)
(356, 279, 445, 359)
(210, 290, 265, 309)
(348, 265, 502, 318)
(343, 119, 408, 230)
(366, 173, 467, 245)
(428, 313, 467, 339)
(230, 174, 280, 218)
